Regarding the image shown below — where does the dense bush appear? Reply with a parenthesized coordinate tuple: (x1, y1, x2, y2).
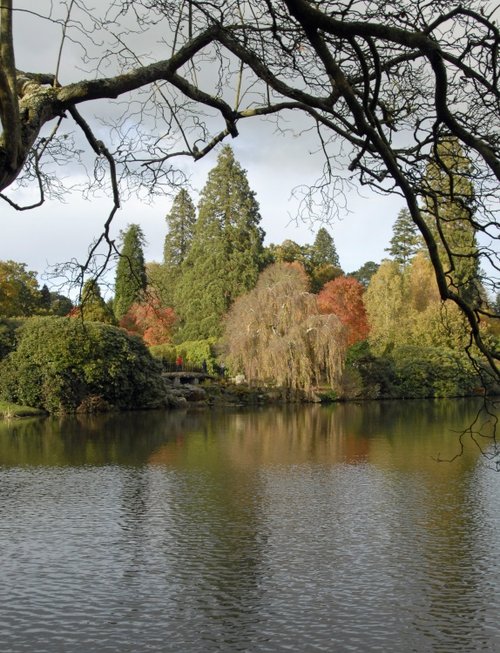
(0, 317, 166, 413)
(391, 345, 479, 398)
(0, 318, 23, 360)
(344, 341, 480, 399)
(345, 341, 397, 398)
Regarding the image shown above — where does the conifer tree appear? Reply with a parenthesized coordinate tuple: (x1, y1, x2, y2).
(39, 284, 52, 312)
(307, 228, 343, 292)
(114, 224, 147, 320)
(312, 228, 340, 268)
(164, 189, 197, 267)
(154, 189, 197, 307)
(175, 146, 264, 340)
(386, 208, 422, 267)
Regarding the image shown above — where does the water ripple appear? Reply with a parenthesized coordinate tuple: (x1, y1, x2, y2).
(1, 405, 499, 652)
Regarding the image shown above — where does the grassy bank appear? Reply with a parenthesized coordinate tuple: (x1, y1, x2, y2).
(0, 401, 47, 418)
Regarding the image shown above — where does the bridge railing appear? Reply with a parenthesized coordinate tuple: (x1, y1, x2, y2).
(162, 361, 204, 373)
(161, 361, 225, 376)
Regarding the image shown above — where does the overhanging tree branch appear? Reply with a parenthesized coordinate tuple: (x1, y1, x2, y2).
(0, 0, 498, 383)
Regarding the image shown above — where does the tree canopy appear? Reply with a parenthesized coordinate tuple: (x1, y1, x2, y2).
(175, 146, 264, 340)
(0, 316, 165, 412)
(0, 260, 40, 317)
(0, 0, 498, 380)
(318, 276, 369, 347)
(422, 139, 481, 306)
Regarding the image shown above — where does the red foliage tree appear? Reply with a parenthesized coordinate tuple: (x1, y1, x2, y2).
(120, 296, 176, 346)
(318, 276, 369, 346)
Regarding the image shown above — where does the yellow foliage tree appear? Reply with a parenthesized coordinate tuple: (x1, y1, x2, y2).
(366, 253, 473, 355)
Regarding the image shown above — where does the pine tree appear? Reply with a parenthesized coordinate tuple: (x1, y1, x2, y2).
(386, 208, 422, 267)
(157, 189, 197, 308)
(114, 224, 147, 320)
(307, 228, 343, 292)
(39, 284, 52, 311)
(164, 189, 197, 267)
(311, 227, 340, 268)
(175, 146, 264, 340)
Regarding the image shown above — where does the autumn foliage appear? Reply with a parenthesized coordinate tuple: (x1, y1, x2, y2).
(120, 296, 176, 346)
(318, 276, 369, 346)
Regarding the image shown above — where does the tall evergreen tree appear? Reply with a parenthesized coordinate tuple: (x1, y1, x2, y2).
(311, 227, 340, 268)
(386, 208, 422, 267)
(114, 224, 147, 320)
(157, 189, 197, 308)
(164, 189, 197, 267)
(308, 228, 343, 293)
(175, 146, 264, 341)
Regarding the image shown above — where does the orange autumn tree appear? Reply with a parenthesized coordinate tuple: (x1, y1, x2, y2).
(318, 276, 369, 346)
(120, 295, 176, 346)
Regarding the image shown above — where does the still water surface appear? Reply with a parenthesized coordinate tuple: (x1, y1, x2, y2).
(0, 400, 499, 652)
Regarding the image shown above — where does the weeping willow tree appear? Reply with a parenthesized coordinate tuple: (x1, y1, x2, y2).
(223, 263, 346, 395)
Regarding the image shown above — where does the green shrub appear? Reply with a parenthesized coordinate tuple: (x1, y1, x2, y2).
(0, 317, 166, 413)
(345, 341, 397, 398)
(344, 341, 479, 399)
(0, 318, 23, 360)
(391, 345, 478, 398)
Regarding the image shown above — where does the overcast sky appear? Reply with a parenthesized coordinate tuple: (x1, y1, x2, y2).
(1, 2, 404, 287)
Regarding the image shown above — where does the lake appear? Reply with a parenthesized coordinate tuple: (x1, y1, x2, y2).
(0, 400, 499, 652)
